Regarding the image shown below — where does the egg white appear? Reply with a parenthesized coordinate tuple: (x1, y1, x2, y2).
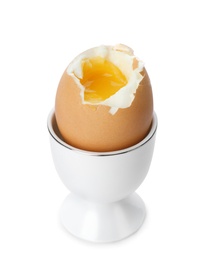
(67, 44, 144, 115)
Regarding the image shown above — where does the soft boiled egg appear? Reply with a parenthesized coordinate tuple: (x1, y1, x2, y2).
(55, 44, 153, 152)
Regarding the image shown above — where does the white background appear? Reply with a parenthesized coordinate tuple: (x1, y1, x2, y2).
(0, 0, 202, 259)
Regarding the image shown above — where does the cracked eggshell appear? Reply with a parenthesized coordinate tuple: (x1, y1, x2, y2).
(55, 46, 153, 152)
(67, 45, 144, 114)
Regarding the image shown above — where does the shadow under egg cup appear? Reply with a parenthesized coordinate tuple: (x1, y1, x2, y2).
(48, 110, 157, 243)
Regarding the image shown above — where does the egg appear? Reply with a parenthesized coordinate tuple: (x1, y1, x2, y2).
(55, 44, 153, 152)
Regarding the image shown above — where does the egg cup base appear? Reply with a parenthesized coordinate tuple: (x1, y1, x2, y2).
(60, 192, 146, 243)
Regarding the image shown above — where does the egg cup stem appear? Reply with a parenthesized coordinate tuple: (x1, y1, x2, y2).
(60, 192, 145, 243)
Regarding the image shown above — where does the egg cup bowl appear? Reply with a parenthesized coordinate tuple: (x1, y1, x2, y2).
(48, 109, 157, 243)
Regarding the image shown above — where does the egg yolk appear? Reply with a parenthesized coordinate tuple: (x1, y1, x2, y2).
(80, 57, 128, 102)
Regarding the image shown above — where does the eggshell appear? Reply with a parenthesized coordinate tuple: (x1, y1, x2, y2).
(55, 61, 153, 152)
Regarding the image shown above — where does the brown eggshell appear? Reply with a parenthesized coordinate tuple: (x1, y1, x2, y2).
(55, 65, 153, 152)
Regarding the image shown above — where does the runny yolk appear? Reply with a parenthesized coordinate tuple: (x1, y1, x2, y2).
(80, 56, 128, 103)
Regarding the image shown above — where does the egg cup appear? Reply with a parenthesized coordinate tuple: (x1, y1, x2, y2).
(48, 109, 157, 243)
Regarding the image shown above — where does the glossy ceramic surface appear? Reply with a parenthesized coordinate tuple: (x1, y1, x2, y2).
(48, 110, 157, 242)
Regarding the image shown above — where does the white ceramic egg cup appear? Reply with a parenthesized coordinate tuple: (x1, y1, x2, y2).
(48, 110, 157, 243)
